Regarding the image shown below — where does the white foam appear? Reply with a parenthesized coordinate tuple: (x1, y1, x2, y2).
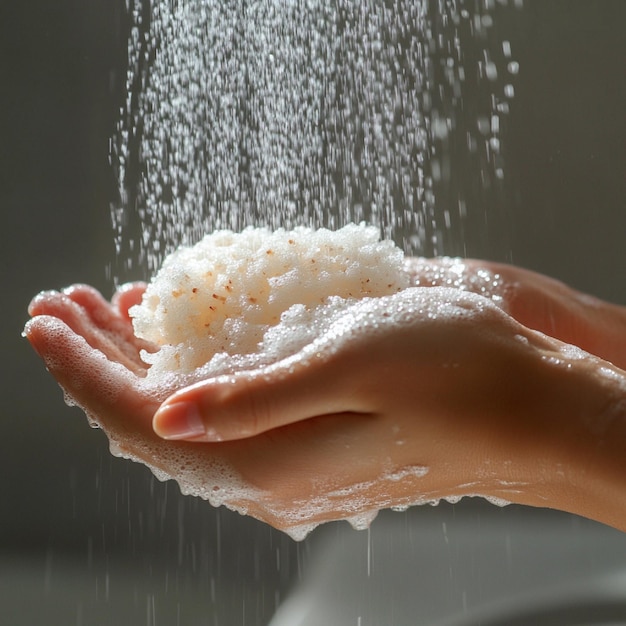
(406, 256, 505, 304)
(346, 510, 380, 531)
(130, 224, 410, 382)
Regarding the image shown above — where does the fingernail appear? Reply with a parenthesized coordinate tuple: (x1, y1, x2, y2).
(153, 402, 207, 440)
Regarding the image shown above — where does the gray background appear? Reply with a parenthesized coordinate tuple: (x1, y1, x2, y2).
(1, 1, 626, 624)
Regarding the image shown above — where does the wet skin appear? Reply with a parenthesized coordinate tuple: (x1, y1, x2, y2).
(25, 259, 626, 534)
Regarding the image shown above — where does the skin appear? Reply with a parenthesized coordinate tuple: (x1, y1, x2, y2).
(25, 259, 626, 534)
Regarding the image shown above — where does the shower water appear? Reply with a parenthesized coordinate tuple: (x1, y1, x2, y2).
(109, 0, 522, 283)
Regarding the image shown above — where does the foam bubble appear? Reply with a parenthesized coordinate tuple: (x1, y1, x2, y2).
(482, 495, 512, 508)
(346, 510, 379, 531)
(406, 256, 505, 304)
(384, 465, 430, 482)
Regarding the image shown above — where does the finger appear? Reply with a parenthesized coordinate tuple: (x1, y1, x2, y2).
(111, 282, 148, 320)
(459, 263, 626, 368)
(62, 284, 140, 345)
(406, 258, 580, 338)
(474, 262, 590, 338)
(61, 284, 117, 325)
(28, 290, 146, 374)
(24, 315, 156, 432)
(152, 350, 370, 442)
(110, 282, 158, 355)
(29, 290, 109, 343)
(63, 283, 156, 363)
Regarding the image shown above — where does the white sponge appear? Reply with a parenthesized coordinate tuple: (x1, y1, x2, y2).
(130, 223, 409, 380)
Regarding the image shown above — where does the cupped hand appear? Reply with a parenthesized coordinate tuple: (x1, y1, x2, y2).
(26, 264, 626, 535)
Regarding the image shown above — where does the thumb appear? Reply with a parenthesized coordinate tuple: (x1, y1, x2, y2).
(152, 350, 367, 442)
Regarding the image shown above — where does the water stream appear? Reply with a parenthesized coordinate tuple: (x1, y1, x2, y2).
(110, 0, 521, 282)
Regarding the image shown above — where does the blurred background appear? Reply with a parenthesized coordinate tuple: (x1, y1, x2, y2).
(2, 1, 626, 624)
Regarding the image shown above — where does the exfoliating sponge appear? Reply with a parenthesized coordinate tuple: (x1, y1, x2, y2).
(130, 223, 409, 378)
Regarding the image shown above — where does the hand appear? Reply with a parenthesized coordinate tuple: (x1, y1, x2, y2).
(26, 266, 626, 535)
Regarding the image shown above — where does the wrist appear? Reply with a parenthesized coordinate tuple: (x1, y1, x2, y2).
(518, 350, 626, 531)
